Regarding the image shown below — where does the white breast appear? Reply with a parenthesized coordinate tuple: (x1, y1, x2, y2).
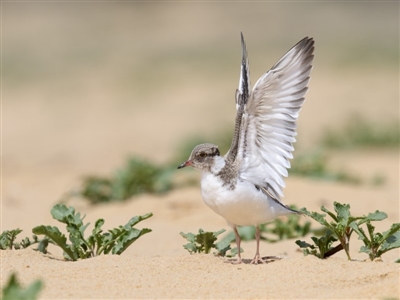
(200, 172, 292, 226)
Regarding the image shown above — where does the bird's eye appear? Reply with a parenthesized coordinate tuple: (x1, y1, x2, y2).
(198, 152, 206, 158)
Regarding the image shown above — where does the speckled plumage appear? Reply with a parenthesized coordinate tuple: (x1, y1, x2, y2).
(178, 33, 315, 264)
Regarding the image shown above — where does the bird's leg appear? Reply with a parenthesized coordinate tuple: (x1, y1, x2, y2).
(250, 226, 266, 264)
(232, 226, 242, 264)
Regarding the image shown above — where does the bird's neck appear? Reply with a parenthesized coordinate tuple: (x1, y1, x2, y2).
(209, 156, 226, 175)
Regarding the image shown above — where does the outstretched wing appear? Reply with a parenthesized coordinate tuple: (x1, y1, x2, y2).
(239, 37, 315, 199)
(225, 32, 251, 164)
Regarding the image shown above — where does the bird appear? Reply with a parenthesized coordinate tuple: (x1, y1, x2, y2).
(177, 33, 314, 264)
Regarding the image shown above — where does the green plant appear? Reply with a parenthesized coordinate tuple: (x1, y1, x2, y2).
(32, 204, 152, 261)
(2, 273, 43, 300)
(180, 228, 240, 256)
(296, 231, 340, 259)
(297, 203, 399, 261)
(1, 229, 23, 250)
(350, 219, 400, 261)
(64, 157, 173, 204)
(300, 202, 357, 260)
(0, 229, 48, 253)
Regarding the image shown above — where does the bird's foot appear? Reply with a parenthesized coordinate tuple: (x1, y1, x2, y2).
(250, 255, 283, 265)
(250, 254, 267, 265)
(230, 257, 243, 264)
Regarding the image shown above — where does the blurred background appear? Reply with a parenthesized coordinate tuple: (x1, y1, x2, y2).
(2, 2, 399, 245)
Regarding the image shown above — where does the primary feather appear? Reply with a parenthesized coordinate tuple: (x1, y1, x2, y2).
(232, 36, 315, 200)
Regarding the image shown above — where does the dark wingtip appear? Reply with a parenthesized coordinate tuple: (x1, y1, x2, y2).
(240, 32, 246, 56)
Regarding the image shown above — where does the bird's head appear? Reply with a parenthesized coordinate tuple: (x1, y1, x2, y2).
(177, 143, 220, 171)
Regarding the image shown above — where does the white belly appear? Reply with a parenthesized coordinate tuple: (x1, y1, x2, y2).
(200, 172, 292, 226)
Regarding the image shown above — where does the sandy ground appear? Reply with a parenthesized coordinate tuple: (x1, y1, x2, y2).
(2, 3, 400, 300)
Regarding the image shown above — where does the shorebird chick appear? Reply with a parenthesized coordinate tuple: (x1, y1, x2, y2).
(178, 33, 314, 264)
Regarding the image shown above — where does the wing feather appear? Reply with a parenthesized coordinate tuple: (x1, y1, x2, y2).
(239, 37, 315, 199)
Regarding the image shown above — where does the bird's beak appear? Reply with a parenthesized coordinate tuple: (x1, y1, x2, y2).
(177, 160, 192, 169)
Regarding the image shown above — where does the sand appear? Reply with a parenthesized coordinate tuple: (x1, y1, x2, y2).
(2, 3, 399, 300)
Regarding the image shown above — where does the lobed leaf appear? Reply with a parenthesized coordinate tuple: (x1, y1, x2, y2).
(379, 231, 400, 253)
(125, 213, 153, 228)
(112, 228, 152, 255)
(357, 210, 388, 226)
(183, 242, 198, 254)
(32, 225, 77, 261)
(333, 202, 351, 224)
(180, 232, 196, 243)
(295, 240, 314, 249)
(321, 206, 338, 223)
(381, 223, 400, 242)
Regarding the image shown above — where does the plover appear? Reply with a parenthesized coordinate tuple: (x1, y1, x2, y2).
(178, 33, 314, 264)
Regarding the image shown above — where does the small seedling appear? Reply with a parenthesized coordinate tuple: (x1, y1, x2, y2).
(2, 273, 43, 300)
(32, 204, 152, 261)
(180, 229, 240, 256)
(0, 229, 48, 253)
(350, 217, 400, 261)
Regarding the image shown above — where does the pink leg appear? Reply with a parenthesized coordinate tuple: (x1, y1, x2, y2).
(249, 226, 283, 265)
(250, 226, 265, 264)
(232, 226, 242, 264)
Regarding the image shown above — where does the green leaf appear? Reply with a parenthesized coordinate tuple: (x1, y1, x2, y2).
(195, 230, 217, 254)
(36, 238, 49, 254)
(360, 245, 372, 255)
(214, 243, 231, 256)
(181, 228, 231, 255)
(333, 202, 351, 226)
(350, 222, 368, 244)
(32, 225, 77, 261)
(381, 223, 400, 242)
(180, 232, 196, 243)
(310, 211, 331, 228)
(51, 204, 76, 223)
(238, 226, 256, 241)
(295, 240, 314, 249)
(125, 213, 153, 228)
(321, 205, 338, 222)
(213, 229, 226, 237)
(365, 210, 387, 221)
(183, 242, 198, 254)
(358, 211, 388, 226)
(112, 228, 152, 255)
(228, 247, 243, 257)
(379, 231, 400, 253)
(2, 273, 43, 300)
(90, 219, 105, 255)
